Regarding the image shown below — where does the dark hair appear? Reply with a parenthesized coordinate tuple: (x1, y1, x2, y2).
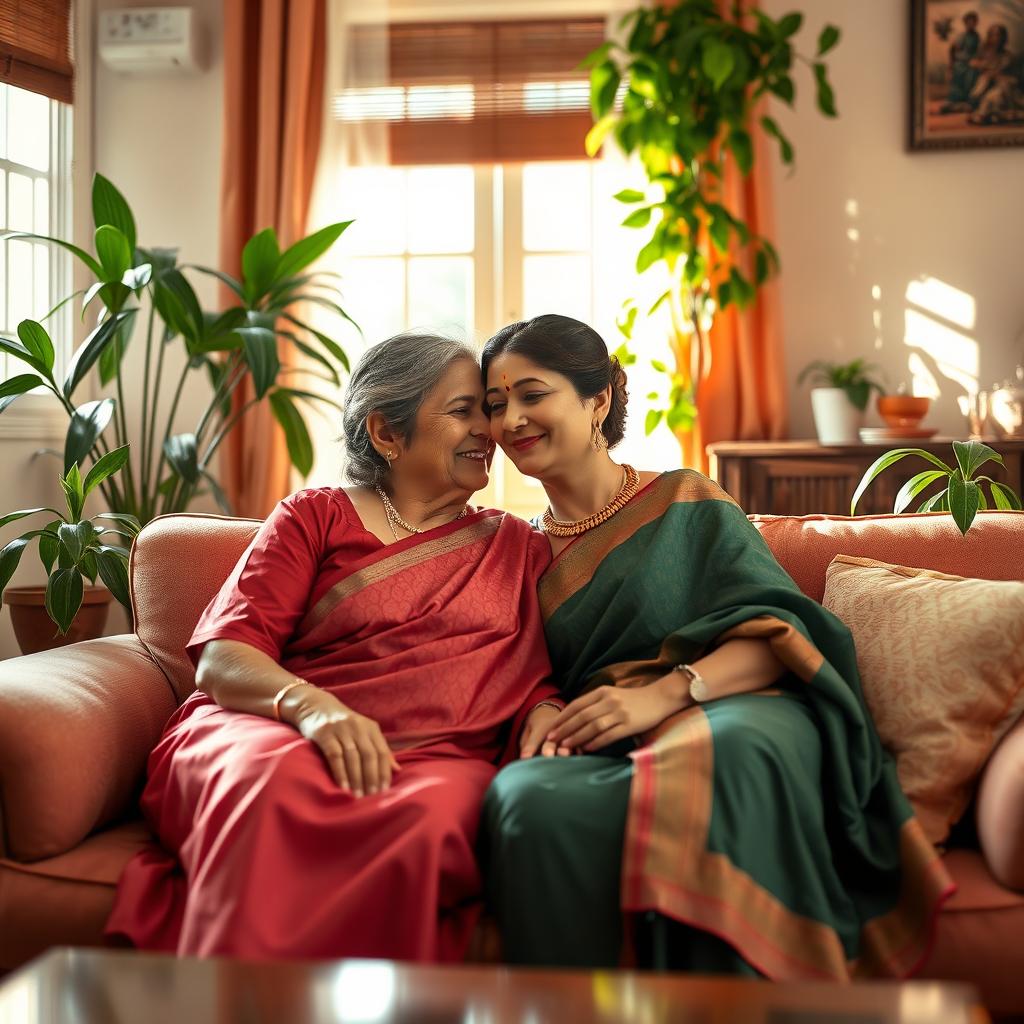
(480, 314, 628, 448)
(341, 331, 476, 486)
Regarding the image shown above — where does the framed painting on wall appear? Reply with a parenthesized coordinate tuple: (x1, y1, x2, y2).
(910, 0, 1024, 149)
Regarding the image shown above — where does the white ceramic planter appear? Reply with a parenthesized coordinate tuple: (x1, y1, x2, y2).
(810, 387, 864, 444)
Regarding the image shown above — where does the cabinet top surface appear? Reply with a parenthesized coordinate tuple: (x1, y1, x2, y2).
(707, 438, 1024, 457)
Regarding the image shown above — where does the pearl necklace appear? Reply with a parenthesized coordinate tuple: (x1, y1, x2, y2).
(375, 485, 469, 540)
(542, 464, 640, 538)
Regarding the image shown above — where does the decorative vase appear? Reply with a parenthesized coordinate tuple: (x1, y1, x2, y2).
(3, 585, 113, 655)
(810, 387, 863, 445)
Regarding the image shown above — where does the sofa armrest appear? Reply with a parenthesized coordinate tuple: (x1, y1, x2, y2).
(977, 713, 1024, 891)
(0, 634, 178, 862)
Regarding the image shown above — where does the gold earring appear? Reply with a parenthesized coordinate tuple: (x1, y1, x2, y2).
(591, 419, 607, 451)
(385, 450, 395, 463)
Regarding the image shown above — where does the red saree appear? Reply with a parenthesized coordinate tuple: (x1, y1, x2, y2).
(105, 488, 555, 962)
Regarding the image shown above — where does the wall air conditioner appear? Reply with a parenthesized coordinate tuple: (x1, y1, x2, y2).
(98, 7, 204, 74)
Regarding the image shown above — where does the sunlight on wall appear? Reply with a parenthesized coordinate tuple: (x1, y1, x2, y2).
(903, 275, 979, 406)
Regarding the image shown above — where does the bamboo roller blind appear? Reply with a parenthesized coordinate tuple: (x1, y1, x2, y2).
(337, 18, 606, 164)
(0, 0, 73, 103)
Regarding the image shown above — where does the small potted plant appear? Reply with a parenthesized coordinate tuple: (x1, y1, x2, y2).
(851, 439, 1022, 535)
(0, 447, 137, 654)
(797, 358, 885, 444)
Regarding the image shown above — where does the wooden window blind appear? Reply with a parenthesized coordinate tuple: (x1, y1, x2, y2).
(0, 0, 73, 103)
(338, 18, 605, 164)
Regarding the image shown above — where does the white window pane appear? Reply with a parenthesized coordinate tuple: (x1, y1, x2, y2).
(341, 257, 406, 343)
(336, 167, 406, 255)
(0, 170, 6, 229)
(0, 242, 6, 329)
(407, 85, 473, 120)
(34, 243, 49, 318)
(523, 162, 590, 252)
(34, 178, 48, 234)
(407, 167, 473, 254)
(9, 239, 34, 327)
(8, 86, 49, 172)
(408, 257, 473, 336)
(8, 172, 33, 231)
(523, 254, 591, 324)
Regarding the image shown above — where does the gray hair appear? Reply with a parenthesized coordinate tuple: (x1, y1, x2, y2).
(341, 331, 477, 487)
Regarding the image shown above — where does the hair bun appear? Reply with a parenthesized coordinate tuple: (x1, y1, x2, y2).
(603, 354, 628, 448)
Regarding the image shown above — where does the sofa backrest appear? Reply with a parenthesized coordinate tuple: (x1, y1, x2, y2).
(752, 510, 1024, 602)
(131, 513, 260, 702)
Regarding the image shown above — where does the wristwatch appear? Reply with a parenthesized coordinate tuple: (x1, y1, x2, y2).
(676, 663, 710, 703)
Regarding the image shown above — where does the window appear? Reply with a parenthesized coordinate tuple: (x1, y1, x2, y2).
(0, 82, 72, 382)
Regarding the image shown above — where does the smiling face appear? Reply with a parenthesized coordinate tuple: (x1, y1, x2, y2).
(484, 351, 602, 480)
(396, 356, 492, 496)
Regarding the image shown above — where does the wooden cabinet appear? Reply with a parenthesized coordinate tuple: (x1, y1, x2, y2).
(707, 439, 1024, 517)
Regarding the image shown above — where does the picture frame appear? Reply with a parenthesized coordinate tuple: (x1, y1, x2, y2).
(910, 0, 1024, 150)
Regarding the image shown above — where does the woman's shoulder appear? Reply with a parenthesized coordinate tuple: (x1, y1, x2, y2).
(639, 469, 741, 509)
(275, 486, 362, 531)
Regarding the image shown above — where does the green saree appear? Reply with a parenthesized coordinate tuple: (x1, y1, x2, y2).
(483, 470, 952, 979)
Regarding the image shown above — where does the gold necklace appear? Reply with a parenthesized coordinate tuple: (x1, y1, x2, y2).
(542, 464, 640, 538)
(375, 485, 469, 539)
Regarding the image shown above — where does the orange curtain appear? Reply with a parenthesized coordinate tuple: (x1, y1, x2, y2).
(679, 2, 788, 472)
(219, 0, 326, 518)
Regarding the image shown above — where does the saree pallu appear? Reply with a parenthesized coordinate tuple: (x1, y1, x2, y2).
(106, 494, 555, 961)
(537, 470, 953, 980)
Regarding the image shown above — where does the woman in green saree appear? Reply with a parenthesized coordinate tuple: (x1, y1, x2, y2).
(479, 314, 953, 980)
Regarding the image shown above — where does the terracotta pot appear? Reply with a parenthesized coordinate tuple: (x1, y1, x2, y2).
(877, 395, 931, 429)
(3, 585, 113, 655)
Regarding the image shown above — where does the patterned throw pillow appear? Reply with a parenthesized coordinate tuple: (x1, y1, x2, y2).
(822, 555, 1024, 846)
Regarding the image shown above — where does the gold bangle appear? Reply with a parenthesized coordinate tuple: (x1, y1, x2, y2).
(273, 678, 312, 722)
(533, 700, 564, 713)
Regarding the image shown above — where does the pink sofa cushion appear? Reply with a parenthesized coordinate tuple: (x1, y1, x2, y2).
(131, 513, 260, 703)
(750, 510, 1024, 603)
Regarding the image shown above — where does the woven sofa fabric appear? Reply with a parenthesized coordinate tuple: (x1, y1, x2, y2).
(978, 714, 1024, 890)
(131, 514, 260, 703)
(750, 510, 1024, 603)
(0, 635, 176, 862)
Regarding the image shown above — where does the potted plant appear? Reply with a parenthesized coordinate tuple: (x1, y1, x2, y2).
(797, 358, 885, 444)
(0, 174, 353, 528)
(582, 2, 840, 457)
(851, 439, 1023, 535)
(0, 445, 136, 654)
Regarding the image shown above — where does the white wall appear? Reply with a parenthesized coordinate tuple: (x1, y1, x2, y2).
(764, 0, 1024, 437)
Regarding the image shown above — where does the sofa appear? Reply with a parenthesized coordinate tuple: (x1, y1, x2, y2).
(1, 510, 1022, 1012)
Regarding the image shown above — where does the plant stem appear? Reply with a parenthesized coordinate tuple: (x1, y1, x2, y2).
(199, 396, 258, 472)
(113, 360, 139, 519)
(138, 298, 156, 516)
(144, 317, 169, 522)
(195, 352, 243, 449)
(150, 360, 191, 516)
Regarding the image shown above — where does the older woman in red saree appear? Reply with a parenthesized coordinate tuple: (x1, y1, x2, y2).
(105, 333, 561, 962)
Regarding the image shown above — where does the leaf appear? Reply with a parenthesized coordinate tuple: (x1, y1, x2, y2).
(17, 320, 55, 372)
(1, 230, 103, 278)
(83, 444, 130, 498)
(63, 311, 136, 399)
(280, 314, 349, 372)
(952, 439, 1002, 480)
(163, 433, 200, 484)
(590, 60, 621, 120)
(817, 25, 841, 56)
(241, 228, 281, 302)
(0, 373, 44, 413)
(647, 289, 672, 317)
(61, 463, 85, 522)
(186, 264, 247, 301)
(851, 448, 953, 515)
(80, 549, 98, 584)
(893, 470, 947, 514)
(92, 173, 137, 254)
(269, 391, 313, 477)
(701, 39, 735, 91)
(987, 480, 1023, 511)
(813, 62, 837, 117)
(45, 567, 84, 635)
(613, 189, 646, 204)
(769, 76, 795, 105)
(97, 313, 135, 386)
(58, 521, 94, 564)
(948, 475, 980, 536)
(64, 398, 115, 475)
(918, 489, 950, 513)
(94, 224, 132, 281)
(279, 332, 340, 387)
(728, 129, 753, 175)
(93, 512, 142, 537)
(636, 235, 663, 274)
(96, 546, 131, 610)
(585, 114, 617, 158)
(645, 409, 664, 435)
(621, 207, 652, 229)
(275, 222, 352, 281)
(237, 326, 280, 398)
(152, 269, 204, 346)
(200, 470, 234, 515)
(778, 13, 803, 37)
(616, 305, 638, 341)
(0, 334, 50, 377)
(0, 537, 29, 593)
(122, 262, 152, 291)
(38, 521, 60, 574)
(760, 115, 794, 164)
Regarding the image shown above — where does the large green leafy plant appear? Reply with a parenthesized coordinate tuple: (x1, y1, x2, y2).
(583, 1, 840, 439)
(0, 448, 136, 633)
(852, 440, 1023, 535)
(0, 174, 353, 527)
